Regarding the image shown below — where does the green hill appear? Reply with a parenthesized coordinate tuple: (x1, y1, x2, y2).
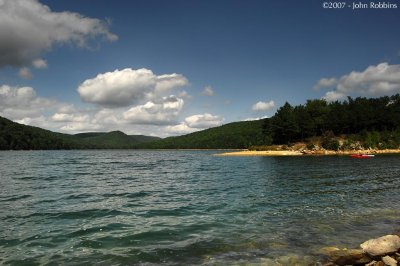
(0, 116, 160, 150)
(74, 131, 159, 148)
(140, 119, 268, 149)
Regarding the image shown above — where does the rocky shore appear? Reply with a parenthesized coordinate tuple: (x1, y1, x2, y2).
(321, 234, 400, 266)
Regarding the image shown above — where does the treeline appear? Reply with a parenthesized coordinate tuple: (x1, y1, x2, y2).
(0, 116, 74, 149)
(264, 94, 400, 149)
(140, 119, 267, 149)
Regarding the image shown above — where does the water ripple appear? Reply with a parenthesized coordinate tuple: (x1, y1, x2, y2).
(1, 150, 400, 265)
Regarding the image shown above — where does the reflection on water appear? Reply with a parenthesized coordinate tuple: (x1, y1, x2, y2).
(1, 150, 400, 265)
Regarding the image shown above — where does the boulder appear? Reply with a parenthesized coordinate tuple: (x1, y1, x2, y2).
(382, 255, 397, 266)
(360, 235, 400, 256)
(329, 248, 372, 265)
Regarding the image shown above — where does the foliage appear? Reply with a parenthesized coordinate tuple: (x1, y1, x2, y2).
(321, 131, 340, 151)
(264, 94, 400, 149)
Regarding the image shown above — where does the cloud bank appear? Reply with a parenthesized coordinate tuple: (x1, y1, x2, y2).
(166, 113, 224, 134)
(0, 0, 117, 68)
(123, 96, 184, 125)
(78, 68, 188, 107)
(316, 63, 400, 101)
(0, 85, 57, 119)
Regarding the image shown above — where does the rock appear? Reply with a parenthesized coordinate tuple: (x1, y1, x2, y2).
(322, 263, 337, 266)
(366, 261, 377, 266)
(329, 248, 372, 265)
(374, 261, 386, 266)
(274, 254, 314, 266)
(382, 255, 397, 266)
(318, 246, 340, 255)
(360, 235, 400, 256)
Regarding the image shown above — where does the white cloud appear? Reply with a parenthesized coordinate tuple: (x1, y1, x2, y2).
(164, 113, 224, 135)
(155, 74, 189, 93)
(32, 58, 48, 69)
(251, 100, 275, 112)
(313, 78, 337, 90)
(178, 90, 192, 99)
(78, 68, 188, 107)
(0, 0, 117, 68)
(184, 113, 223, 128)
(14, 115, 53, 129)
(201, 86, 214, 96)
(165, 123, 198, 135)
(316, 63, 400, 101)
(60, 122, 101, 133)
(51, 113, 90, 123)
(0, 85, 57, 119)
(122, 95, 184, 125)
(18, 67, 33, 79)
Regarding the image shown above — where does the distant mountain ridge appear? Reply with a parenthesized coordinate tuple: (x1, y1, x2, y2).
(0, 116, 160, 150)
(0, 115, 265, 150)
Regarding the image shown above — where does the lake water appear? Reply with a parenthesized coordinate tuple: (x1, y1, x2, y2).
(1, 150, 400, 265)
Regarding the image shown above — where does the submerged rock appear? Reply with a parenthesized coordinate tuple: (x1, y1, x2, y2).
(360, 235, 400, 256)
(318, 246, 340, 255)
(329, 248, 372, 265)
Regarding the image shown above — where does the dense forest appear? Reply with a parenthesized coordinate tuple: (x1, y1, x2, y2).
(1, 94, 400, 150)
(263, 94, 400, 150)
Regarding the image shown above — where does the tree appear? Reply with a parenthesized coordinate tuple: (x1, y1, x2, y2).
(270, 102, 299, 143)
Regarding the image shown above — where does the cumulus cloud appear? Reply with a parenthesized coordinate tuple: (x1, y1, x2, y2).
(201, 86, 214, 96)
(0, 85, 57, 119)
(51, 113, 90, 123)
(32, 59, 48, 69)
(78, 68, 188, 107)
(178, 90, 192, 99)
(313, 78, 337, 90)
(122, 95, 184, 125)
(316, 63, 400, 101)
(251, 100, 275, 112)
(184, 113, 223, 128)
(165, 123, 197, 135)
(164, 113, 224, 135)
(0, 0, 117, 68)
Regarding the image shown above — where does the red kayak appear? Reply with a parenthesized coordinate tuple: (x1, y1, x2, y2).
(350, 154, 375, 158)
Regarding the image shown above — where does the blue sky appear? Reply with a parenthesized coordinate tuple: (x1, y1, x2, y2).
(1, 0, 400, 136)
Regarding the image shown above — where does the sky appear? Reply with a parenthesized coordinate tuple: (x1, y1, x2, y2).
(1, 0, 400, 137)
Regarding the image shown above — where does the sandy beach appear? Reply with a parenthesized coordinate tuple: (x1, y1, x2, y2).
(216, 149, 400, 156)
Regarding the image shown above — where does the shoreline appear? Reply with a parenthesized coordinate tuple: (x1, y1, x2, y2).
(215, 149, 400, 156)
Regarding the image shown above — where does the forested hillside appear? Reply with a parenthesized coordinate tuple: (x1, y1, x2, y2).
(140, 119, 267, 149)
(264, 94, 400, 149)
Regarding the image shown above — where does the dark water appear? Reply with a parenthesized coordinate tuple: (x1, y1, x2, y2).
(1, 150, 400, 265)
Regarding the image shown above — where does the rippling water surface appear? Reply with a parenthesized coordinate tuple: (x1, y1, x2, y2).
(1, 150, 400, 265)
